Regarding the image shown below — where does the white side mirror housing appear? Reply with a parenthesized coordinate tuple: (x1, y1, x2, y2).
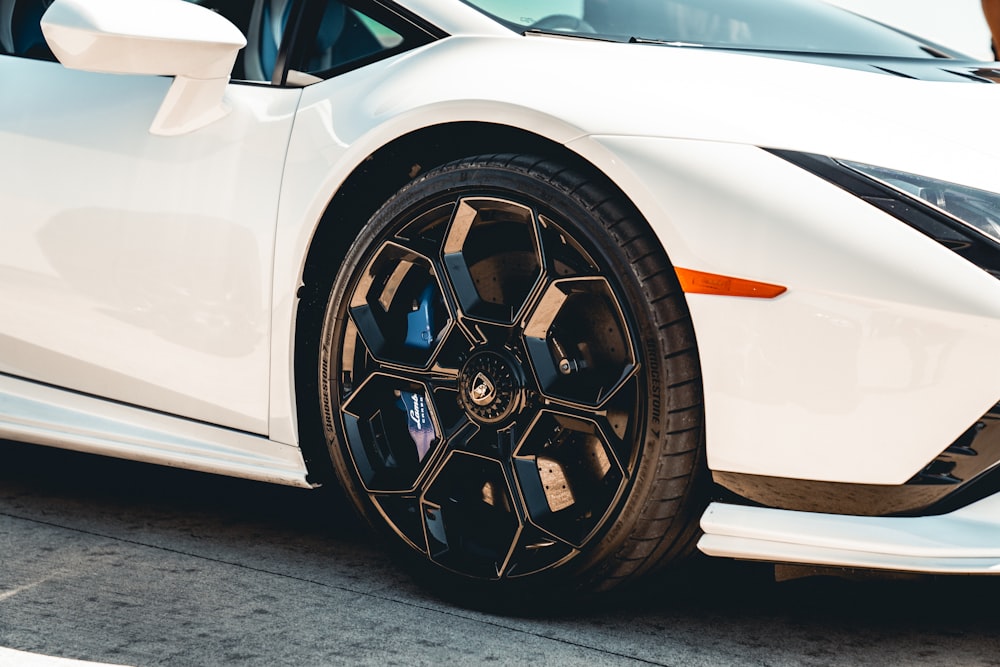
(41, 0, 247, 136)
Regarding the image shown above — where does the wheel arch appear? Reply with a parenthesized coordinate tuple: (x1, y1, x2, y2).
(292, 121, 641, 484)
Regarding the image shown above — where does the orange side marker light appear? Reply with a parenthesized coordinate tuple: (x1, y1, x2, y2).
(675, 267, 787, 299)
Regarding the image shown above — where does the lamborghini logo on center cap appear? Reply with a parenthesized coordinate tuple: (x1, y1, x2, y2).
(471, 372, 496, 406)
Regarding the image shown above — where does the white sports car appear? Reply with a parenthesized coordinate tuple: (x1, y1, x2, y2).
(3, 0, 1000, 597)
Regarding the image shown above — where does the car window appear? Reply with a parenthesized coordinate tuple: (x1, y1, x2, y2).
(196, 0, 259, 80)
(307, 3, 400, 72)
(461, 0, 962, 59)
(0, 0, 56, 60)
(284, 0, 409, 82)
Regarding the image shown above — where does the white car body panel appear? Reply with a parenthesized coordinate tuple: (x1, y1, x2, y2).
(700, 496, 1000, 573)
(585, 136, 1000, 483)
(270, 36, 1000, 484)
(0, 57, 301, 435)
(289, 35, 1000, 186)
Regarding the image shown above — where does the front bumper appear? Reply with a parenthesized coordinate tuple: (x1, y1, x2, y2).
(580, 135, 1000, 489)
(699, 490, 1000, 574)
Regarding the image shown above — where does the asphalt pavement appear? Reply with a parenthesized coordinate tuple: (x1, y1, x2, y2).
(2, 440, 999, 666)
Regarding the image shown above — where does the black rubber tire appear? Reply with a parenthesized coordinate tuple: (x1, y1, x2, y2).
(319, 154, 707, 600)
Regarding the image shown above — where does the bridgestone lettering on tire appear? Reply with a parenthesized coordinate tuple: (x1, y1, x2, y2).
(319, 154, 706, 596)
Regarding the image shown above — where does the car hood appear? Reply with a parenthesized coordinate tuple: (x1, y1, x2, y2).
(368, 35, 1000, 191)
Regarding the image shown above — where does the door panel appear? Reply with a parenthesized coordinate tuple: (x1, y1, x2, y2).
(0, 56, 301, 434)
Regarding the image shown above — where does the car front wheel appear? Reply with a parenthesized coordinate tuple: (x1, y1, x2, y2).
(319, 154, 706, 597)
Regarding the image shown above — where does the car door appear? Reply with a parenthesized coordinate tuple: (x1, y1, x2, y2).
(0, 0, 301, 435)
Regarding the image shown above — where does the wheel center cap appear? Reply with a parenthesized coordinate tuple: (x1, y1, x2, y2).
(459, 352, 521, 424)
(470, 372, 496, 406)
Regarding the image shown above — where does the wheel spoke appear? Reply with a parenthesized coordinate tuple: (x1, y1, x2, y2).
(413, 420, 566, 578)
(504, 526, 577, 578)
(531, 377, 642, 477)
(350, 362, 442, 388)
(420, 451, 524, 579)
(347, 238, 455, 371)
(537, 213, 601, 279)
(523, 277, 637, 407)
(371, 494, 425, 553)
(442, 197, 544, 325)
(338, 374, 437, 493)
(511, 409, 628, 548)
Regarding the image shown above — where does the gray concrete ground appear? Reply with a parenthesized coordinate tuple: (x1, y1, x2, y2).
(1, 440, 999, 666)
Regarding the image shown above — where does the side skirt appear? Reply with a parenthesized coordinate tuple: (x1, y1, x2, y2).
(698, 495, 1000, 574)
(0, 374, 311, 488)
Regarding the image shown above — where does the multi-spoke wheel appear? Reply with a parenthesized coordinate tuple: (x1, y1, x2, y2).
(320, 154, 705, 596)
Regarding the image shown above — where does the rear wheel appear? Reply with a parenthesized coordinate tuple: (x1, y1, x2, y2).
(319, 154, 706, 597)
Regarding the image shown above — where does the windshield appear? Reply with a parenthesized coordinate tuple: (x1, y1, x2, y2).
(460, 0, 960, 59)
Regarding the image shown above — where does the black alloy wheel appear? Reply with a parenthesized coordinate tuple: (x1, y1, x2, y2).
(319, 154, 706, 596)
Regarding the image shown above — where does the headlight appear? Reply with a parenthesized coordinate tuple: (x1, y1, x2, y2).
(838, 160, 1000, 246)
(768, 149, 1000, 279)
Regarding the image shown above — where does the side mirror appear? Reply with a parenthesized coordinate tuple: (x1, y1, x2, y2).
(40, 0, 247, 136)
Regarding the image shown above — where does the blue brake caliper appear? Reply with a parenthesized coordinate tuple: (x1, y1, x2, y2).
(398, 283, 436, 462)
